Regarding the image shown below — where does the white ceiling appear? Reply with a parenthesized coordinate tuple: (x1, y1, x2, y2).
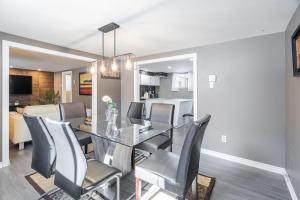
(10, 47, 89, 72)
(0, 0, 298, 57)
(140, 59, 193, 73)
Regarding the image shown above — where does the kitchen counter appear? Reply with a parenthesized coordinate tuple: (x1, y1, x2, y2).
(144, 98, 193, 127)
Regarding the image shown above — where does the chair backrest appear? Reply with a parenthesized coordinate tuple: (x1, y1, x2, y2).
(127, 102, 145, 119)
(176, 114, 211, 194)
(43, 118, 87, 199)
(59, 102, 86, 121)
(150, 103, 175, 125)
(23, 114, 56, 178)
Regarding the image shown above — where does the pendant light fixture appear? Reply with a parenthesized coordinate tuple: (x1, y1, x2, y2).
(98, 22, 134, 73)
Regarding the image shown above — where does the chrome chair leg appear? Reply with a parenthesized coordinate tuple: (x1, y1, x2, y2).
(136, 177, 142, 200)
(116, 175, 120, 200)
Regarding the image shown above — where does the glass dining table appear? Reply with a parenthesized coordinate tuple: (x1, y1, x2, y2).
(67, 115, 173, 174)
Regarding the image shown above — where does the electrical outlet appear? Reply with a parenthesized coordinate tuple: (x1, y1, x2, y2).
(221, 135, 227, 143)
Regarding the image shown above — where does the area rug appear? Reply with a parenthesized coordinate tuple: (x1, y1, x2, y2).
(25, 172, 215, 200)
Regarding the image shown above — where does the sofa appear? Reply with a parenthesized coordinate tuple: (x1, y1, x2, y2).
(9, 104, 60, 150)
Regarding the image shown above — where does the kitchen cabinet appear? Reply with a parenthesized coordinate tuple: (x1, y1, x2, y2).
(140, 74, 150, 85)
(140, 74, 160, 86)
(150, 76, 160, 86)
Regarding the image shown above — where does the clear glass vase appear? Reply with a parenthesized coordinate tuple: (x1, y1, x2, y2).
(105, 108, 113, 122)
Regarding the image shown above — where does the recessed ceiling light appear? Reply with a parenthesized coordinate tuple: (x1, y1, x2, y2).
(168, 66, 172, 69)
(38, 68, 41, 71)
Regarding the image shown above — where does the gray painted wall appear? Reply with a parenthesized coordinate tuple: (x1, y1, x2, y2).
(71, 67, 92, 109)
(97, 68, 121, 118)
(54, 67, 93, 109)
(0, 31, 121, 162)
(159, 73, 193, 99)
(285, 4, 300, 197)
(55, 66, 121, 116)
(124, 32, 286, 167)
(121, 62, 134, 120)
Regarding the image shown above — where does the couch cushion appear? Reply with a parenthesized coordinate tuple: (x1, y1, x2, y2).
(24, 104, 60, 120)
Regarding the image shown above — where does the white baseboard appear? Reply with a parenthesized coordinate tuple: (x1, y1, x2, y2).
(284, 174, 299, 200)
(201, 148, 299, 200)
(201, 148, 286, 175)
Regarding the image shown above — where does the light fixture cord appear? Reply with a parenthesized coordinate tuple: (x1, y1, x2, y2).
(114, 29, 116, 57)
(102, 32, 105, 59)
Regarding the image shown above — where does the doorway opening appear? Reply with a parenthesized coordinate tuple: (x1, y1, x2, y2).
(61, 71, 73, 103)
(2, 40, 97, 167)
(134, 53, 197, 127)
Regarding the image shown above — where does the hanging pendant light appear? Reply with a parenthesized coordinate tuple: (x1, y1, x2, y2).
(111, 58, 118, 72)
(90, 66, 96, 74)
(98, 22, 134, 74)
(111, 29, 118, 71)
(100, 60, 106, 73)
(100, 31, 106, 73)
(126, 55, 132, 70)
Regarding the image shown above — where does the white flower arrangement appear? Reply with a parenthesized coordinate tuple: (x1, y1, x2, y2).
(102, 95, 116, 109)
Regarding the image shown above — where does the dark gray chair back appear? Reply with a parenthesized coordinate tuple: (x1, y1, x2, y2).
(127, 102, 145, 119)
(43, 118, 87, 199)
(23, 114, 56, 178)
(177, 114, 211, 194)
(150, 103, 175, 125)
(59, 102, 86, 120)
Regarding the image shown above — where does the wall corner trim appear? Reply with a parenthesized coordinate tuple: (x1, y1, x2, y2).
(201, 148, 298, 200)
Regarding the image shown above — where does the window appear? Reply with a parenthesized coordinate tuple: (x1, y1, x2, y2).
(172, 73, 193, 91)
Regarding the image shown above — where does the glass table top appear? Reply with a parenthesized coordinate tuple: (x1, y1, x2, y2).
(66, 115, 172, 147)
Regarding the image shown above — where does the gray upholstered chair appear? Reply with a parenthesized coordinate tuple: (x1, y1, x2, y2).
(127, 102, 145, 119)
(23, 113, 56, 178)
(44, 118, 122, 200)
(59, 102, 92, 152)
(23, 114, 59, 199)
(136, 103, 175, 153)
(135, 114, 211, 200)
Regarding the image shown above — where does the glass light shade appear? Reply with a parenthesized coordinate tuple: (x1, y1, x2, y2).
(90, 66, 95, 74)
(126, 57, 132, 70)
(111, 58, 118, 72)
(100, 60, 106, 73)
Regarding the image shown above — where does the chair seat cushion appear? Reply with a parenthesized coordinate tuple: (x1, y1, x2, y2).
(135, 150, 179, 189)
(85, 160, 120, 185)
(136, 135, 171, 153)
(75, 131, 92, 146)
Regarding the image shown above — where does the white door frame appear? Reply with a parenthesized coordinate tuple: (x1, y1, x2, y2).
(134, 53, 198, 120)
(1, 40, 97, 167)
(61, 70, 73, 103)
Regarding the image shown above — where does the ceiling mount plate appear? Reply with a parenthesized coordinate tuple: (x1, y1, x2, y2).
(98, 22, 120, 33)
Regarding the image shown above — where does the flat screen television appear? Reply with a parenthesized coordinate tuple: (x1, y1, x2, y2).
(9, 75, 32, 95)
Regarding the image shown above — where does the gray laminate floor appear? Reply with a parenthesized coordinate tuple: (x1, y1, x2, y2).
(0, 126, 292, 200)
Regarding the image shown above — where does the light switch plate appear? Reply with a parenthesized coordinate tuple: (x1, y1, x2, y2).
(208, 74, 216, 82)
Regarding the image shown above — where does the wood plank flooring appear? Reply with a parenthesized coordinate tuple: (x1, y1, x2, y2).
(0, 126, 292, 200)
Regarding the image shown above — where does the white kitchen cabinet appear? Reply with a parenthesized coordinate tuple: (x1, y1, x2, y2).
(140, 74, 150, 85)
(140, 74, 160, 86)
(150, 76, 160, 86)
